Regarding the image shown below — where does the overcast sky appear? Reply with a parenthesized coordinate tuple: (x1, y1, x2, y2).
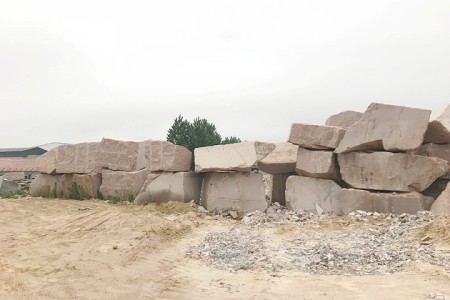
(1, 0, 449, 147)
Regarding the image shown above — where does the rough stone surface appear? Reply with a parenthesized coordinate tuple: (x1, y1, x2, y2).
(285, 176, 341, 214)
(56, 143, 100, 174)
(29, 174, 64, 197)
(338, 189, 435, 215)
(0, 176, 19, 192)
(325, 110, 363, 128)
(416, 143, 450, 178)
(201, 172, 267, 212)
(295, 148, 338, 180)
(97, 138, 146, 172)
(288, 124, 345, 150)
(99, 169, 150, 201)
(424, 105, 450, 144)
(62, 173, 102, 199)
(258, 143, 298, 174)
(254, 142, 276, 161)
(194, 142, 258, 173)
(338, 152, 449, 192)
(134, 172, 202, 205)
(144, 141, 192, 172)
(430, 183, 450, 215)
(36, 148, 58, 174)
(335, 103, 431, 153)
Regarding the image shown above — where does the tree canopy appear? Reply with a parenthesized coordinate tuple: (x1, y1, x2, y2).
(166, 115, 241, 151)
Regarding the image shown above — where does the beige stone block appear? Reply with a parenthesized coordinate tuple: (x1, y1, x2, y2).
(325, 110, 363, 128)
(201, 172, 267, 212)
(338, 152, 449, 192)
(144, 141, 192, 172)
(258, 143, 298, 174)
(424, 105, 450, 144)
(134, 172, 202, 204)
(288, 123, 345, 150)
(99, 169, 150, 201)
(430, 183, 450, 215)
(295, 147, 338, 180)
(335, 103, 431, 153)
(285, 175, 341, 214)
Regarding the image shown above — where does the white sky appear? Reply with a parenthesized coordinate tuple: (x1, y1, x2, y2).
(1, 0, 449, 147)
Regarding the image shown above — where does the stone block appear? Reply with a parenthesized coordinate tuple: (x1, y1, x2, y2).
(288, 123, 345, 150)
(97, 138, 146, 172)
(194, 142, 258, 173)
(295, 147, 338, 180)
(99, 169, 150, 201)
(422, 179, 449, 199)
(144, 141, 192, 172)
(134, 172, 202, 204)
(0, 176, 19, 193)
(285, 175, 341, 214)
(430, 183, 450, 215)
(338, 189, 435, 214)
(62, 173, 102, 199)
(201, 172, 267, 212)
(338, 152, 449, 192)
(325, 110, 363, 128)
(424, 105, 450, 144)
(258, 143, 298, 174)
(29, 174, 64, 197)
(335, 103, 431, 153)
(416, 143, 450, 178)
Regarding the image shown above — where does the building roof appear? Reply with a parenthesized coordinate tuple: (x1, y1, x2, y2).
(0, 158, 38, 172)
(0, 147, 44, 153)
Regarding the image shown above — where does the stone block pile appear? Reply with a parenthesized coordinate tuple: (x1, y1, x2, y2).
(30, 138, 200, 203)
(29, 102, 450, 215)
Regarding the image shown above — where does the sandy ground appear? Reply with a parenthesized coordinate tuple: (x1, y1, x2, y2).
(0, 198, 449, 300)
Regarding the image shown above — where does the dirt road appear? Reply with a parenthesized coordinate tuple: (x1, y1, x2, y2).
(1, 198, 449, 299)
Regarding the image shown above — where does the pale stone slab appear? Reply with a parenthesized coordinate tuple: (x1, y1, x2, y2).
(99, 169, 150, 201)
(288, 123, 345, 150)
(285, 176, 341, 214)
(97, 138, 146, 172)
(0, 176, 19, 193)
(430, 183, 450, 215)
(325, 111, 363, 128)
(36, 148, 58, 174)
(296, 147, 338, 180)
(134, 172, 202, 205)
(338, 152, 449, 192)
(338, 189, 435, 215)
(258, 143, 298, 174)
(201, 172, 267, 212)
(194, 142, 258, 173)
(62, 173, 102, 199)
(424, 105, 450, 144)
(335, 103, 431, 153)
(144, 141, 192, 172)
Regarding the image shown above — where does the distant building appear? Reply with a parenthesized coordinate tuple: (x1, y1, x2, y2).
(0, 147, 46, 158)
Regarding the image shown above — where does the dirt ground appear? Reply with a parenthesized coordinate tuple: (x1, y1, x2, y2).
(1, 198, 449, 300)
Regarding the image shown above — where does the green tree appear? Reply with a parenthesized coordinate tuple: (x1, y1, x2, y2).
(221, 136, 241, 144)
(166, 115, 193, 150)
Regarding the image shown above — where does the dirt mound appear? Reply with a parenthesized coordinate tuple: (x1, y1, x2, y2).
(416, 215, 450, 245)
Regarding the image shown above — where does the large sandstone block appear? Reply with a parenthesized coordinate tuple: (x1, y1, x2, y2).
(430, 183, 450, 215)
(338, 189, 435, 215)
(258, 143, 298, 174)
(424, 105, 450, 144)
(30, 173, 101, 199)
(295, 147, 338, 180)
(36, 143, 100, 174)
(134, 172, 202, 205)
(335, 103, 431, 153)
(422, 179, 449, 199)
(285, 176, 341, 214)
(144, 141, 192, 172)
(416, 143, 450, 178)
(62, 173, 102, 199)
(194, 142, 271, 173)
(338, 152, 449, 192)
(56, 143, 100, 174)
(201, 172, 267, 212)
(325, 110, 363, 128)
(288, 124, 345, 150)
(99, 169, 150, 201)
(254, 142, 276, 161)
(97, 138, 146, 172)
(29, 174, 64, 197)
